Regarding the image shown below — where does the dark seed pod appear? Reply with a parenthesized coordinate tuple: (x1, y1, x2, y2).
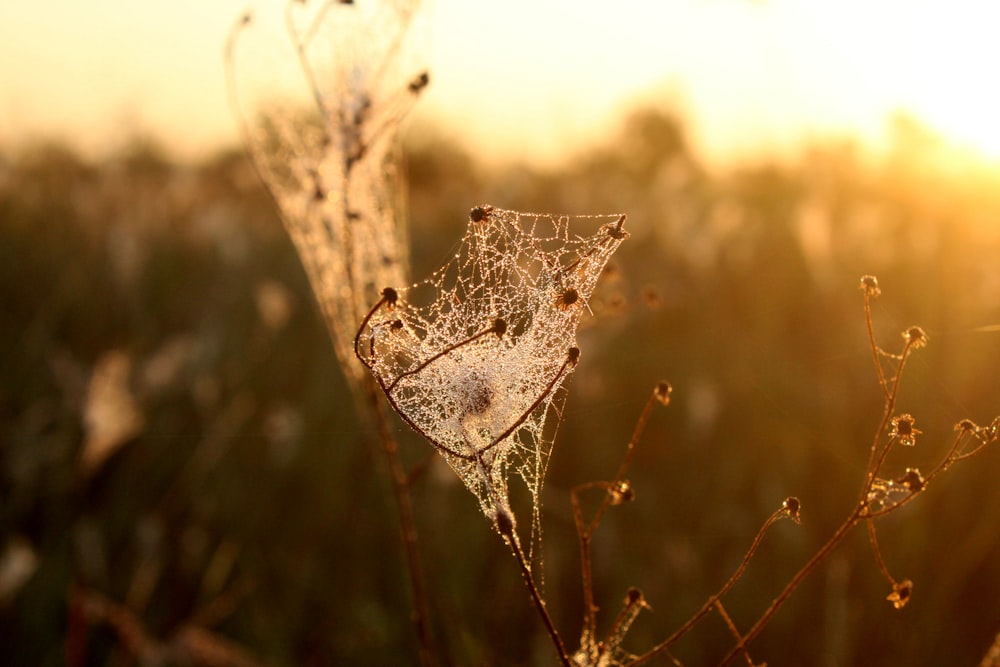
(470, 206, 489, 223)
(408, 71, 430, 93)
(783, 496, 801, 523)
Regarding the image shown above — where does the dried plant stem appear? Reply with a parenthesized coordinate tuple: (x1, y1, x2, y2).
(864, 338, 916, 487)
(501, 529, 573, 667)
(717, 513, 856, 666)
(633, 507, 789, 666)
(366, 379, 440, 667)
(714, 601, 754, 667)
(863, 290, 890, 400)
(716, 291, 929, 665)
(867, 519, 895, 587)
(574, 388, 662, 653)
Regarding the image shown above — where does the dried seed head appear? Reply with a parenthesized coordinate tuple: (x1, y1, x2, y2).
(887, 579, 913, 609)
(567, 347, 581, 366)
(492, 317, 507, 337)
(860, 275, 881, 297)
(381, 287, 398, 308)
(903, 326, 928, 349)
(609, 480, 634, 505)
(956, 418, 977, 433)
(654, 381, 672, 406)
(625, 587, 648, 608)
(890, 414, 920, 447)
(985, 417, 1000, 440)
(604, 214, 628, 240)
(782, 496, 802, 523)
(896, 467, 925, 493)
(408, 71, 430, 93)
(556, 287, 580, 310)
(469, 206, 491, 223)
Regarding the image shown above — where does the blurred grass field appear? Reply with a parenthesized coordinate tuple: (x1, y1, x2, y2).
(2, 109, 1000, 665)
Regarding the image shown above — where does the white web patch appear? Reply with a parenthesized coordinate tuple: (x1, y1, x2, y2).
(356, 207, 628, 541)
(226, 0, 427, 389)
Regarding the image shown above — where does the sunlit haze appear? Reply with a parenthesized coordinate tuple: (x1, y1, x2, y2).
(2, 0, 999, 167)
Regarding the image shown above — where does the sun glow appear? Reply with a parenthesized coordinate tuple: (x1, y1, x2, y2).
(798, 0, 1000, 161)
(1, 0, 999, 167)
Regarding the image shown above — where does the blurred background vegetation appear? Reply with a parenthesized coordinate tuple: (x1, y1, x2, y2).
(2, 107, 1000, 666)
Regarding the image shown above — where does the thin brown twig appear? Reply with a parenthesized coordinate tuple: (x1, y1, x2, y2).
(863, 288, 890, 400)
(864, 338, 916, 488)
(633, 506, 790, 666)
(497, 519, 573, 667)
(366, 378, 440, 667)
(713, 601, 754, 667)
(717, 287, 935, 666)
(866, 518, 895, 586)
(573, 384, 666, 660)
(715, 512, 856, 666)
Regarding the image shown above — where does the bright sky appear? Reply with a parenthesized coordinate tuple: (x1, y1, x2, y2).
(2, 0, 999, 167)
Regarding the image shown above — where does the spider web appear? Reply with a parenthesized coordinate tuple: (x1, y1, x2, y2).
(226, 0, 428, 389)
(357, 207, 628, 543)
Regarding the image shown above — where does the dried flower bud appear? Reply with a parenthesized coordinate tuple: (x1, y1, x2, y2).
(887, 579, 913, 609)
(903, 326, 928, 349)
(654, 381, 672, 406)
(492, 317, 507, 337)
(896, 467, 925, 493)
(408, 71, 430, 94)
(890, 414, 920, 447)
(782, 496, 802, 523)
(567, 347, 581, 366)
(955, 418, 977, 433)
(605, 214, 628, 240)
(860, 275, 881, 297)
(609, 480, 634, 505)
(381, 287, 398, 308)
(625, 587, 649, 609)
(555, 287, 579, 310)
(469, 206, 491, 223)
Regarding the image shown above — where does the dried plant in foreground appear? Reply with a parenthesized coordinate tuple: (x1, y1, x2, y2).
(226, 0, 427, 388)
(564, 275, 999, 667)
(226, 2, 440, 664)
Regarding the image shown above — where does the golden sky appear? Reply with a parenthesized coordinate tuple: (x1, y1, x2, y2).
(2, 0, 999, 167)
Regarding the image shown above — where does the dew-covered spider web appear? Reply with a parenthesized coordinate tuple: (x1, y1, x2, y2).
(356, 207, 628, 545)
(225, 0, 428, 390)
